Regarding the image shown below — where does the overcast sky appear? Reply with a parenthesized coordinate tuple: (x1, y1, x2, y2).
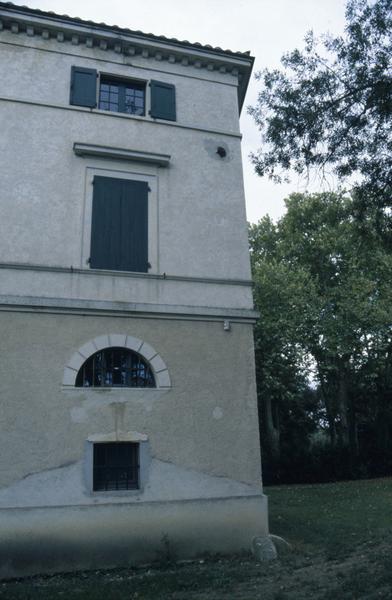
(13, 0, 347, 222)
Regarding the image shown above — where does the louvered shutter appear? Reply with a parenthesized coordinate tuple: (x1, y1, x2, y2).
(150, 80, 176, 121)
(70, 66, 97, 108)
(90, 177, 149, 272)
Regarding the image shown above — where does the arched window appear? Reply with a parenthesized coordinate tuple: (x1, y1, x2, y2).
(75, 347, 155, 388)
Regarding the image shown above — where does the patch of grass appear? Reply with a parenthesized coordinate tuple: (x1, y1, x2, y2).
(2, 478, 392, 599)
(267, 477, 392, 556)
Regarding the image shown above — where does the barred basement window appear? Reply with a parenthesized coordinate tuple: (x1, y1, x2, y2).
(99, 77, 145, 116)
(93, 442, 139, 491)
(75, 347, 155, 388)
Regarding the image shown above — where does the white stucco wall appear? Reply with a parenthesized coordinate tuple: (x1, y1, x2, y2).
(0, 28, 252, 312)
(0, 29, 241, 133)
(0, 310, 267, 576)
(0, 100, 251, 276)
(0, 312, 262, 492)
(0, 12, 266, 578)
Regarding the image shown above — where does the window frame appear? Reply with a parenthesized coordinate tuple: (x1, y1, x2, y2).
(90, 176, 149, 273)
(98, 75, 146, 117)
(75, 346, 156, 389)
(93, 442, 140, 492)
(69, 66, 176, 122)
(85, 437, 151, 496)
(83, 432, 152, 500)
(81, 166, 158, 274)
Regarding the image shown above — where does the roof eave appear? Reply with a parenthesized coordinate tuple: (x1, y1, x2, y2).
(0, 2, 254, 113)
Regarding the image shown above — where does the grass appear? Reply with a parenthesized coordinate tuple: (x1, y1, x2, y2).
(2, 478, 392, 599)
(267, 477, 392, 556)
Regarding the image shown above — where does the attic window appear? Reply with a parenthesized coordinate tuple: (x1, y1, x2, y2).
(99, 77, 145, 116)
(70, 66, 176, 121)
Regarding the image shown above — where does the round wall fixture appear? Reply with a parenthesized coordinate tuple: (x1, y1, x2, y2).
(216, 146, 227, 158)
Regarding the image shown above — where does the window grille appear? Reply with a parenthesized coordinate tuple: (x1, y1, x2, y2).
(93, 442, 139, 491)
(75, 347, 155, 388)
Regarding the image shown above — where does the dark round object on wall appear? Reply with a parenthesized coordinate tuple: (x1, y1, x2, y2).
(216, 146, 227, 158)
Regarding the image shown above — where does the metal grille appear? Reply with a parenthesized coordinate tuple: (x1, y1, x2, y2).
(75, 347, 155, 388)
(93, 442, 139, 491)
(99, 79, 145, 115)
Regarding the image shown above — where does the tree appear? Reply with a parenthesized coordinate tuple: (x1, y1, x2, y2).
(250, 192, 392, 480)
(249, 0, 392, 219)
(250, 245, 318, 472)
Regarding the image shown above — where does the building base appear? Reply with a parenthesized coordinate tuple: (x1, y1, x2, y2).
(0, 495, 268, 579)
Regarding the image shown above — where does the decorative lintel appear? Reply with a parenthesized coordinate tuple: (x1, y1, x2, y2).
(73, 143, 171, 167)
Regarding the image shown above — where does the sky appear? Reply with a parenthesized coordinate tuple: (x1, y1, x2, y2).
(12, 0, 347, 222)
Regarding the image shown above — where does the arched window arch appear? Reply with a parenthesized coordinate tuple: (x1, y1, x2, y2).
(62, 334, 171, 389)
(76, 347, 155, 388)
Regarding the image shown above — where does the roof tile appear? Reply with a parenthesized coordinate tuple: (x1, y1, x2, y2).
(0, 1, 251, 58)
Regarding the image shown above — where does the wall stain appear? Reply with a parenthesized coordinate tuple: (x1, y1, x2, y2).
(111, 402, 126, 438)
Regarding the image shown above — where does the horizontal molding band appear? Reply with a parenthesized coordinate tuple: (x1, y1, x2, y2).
(0, 493, 263, 512)
(0, 95, 242, 139)
(73, 143, 171, 166)
(0, 261, 253, 287)
(0, 40, 239, 92)
(0, 295, 259, 323)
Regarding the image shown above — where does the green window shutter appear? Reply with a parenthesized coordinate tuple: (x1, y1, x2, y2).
(70, 66, 97, 107)
(90, 177, 149, 273)
(150, 80, 176, 121)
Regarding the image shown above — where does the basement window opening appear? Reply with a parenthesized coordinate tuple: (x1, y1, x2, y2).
(93, 442, 139, 491)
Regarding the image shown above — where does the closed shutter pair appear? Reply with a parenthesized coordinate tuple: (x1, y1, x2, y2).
(90, 177, 149, 273)
(70, 66, 176, 121)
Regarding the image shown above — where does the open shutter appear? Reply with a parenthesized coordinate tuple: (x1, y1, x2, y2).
(70, 66, 97, 108)
(150, 80, 176, 121)
(90, 177, 149, 272)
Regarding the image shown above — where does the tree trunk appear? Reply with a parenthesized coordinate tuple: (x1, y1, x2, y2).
(317, 363, 337, 446)
(261, 395, 280, 460)
(375, 393, 390, 455)
(337, 370, 350, 449)
(320, 383, 337, 446)
(348, 394, 359, 457)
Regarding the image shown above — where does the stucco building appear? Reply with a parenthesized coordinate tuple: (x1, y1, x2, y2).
(0, 2, 269, 578)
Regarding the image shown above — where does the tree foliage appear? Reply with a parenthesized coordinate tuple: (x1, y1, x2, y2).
(250, 192, 392, 482)
(249, 0, 392, 215)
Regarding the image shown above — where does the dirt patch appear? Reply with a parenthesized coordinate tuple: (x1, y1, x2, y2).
(1, 539, 391, 600)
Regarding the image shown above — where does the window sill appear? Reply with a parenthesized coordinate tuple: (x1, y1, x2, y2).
(90, 488, 143, 497)
(74, 142, 170, 167)
(92, 107, 175, 124)
(62, 386, 167, 393)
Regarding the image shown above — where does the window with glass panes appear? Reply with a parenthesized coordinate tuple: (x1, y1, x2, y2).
(75, 347, 155, 388)
(93, 442, 139, 491)
(99, 78, 145, 115)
